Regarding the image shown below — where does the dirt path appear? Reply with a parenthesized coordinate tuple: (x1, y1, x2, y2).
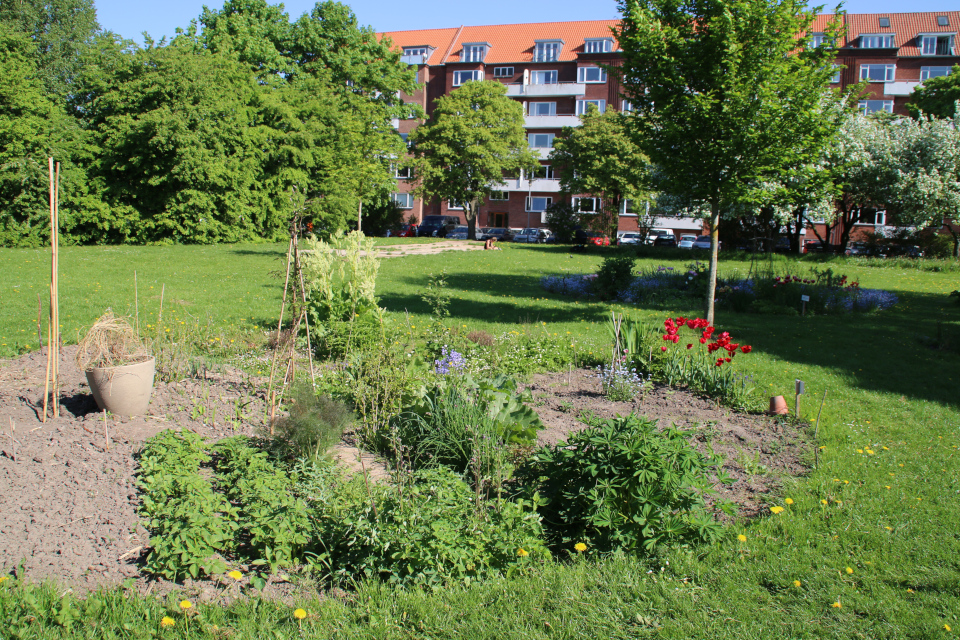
(375, 240, 485, 257)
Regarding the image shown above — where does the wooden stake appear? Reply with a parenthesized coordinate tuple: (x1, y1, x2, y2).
(134, 271, 139, 338)
(293, 237, 316, 386)
(158, 283, 165, 326)
(53, 161, 60, 417)
(42, 311, 51, 422)
(103, 410, 110, 450)
(8, 417, 15, 463)
(814, 390, 827, 469)
(266, 235, 295, 423)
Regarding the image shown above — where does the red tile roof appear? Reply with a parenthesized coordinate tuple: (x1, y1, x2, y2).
(845, 12, 959, 56)
(381, 20, 621, 64)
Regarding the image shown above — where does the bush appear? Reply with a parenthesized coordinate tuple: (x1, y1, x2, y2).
(544, 201, 582, 243)
(524, 414, 731, 554)
(267, 383, 354, 462)
(593, 253, 636, 301)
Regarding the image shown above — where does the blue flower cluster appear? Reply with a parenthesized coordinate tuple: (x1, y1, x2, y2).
(540, 274, 596, 297)
(596, 363, 650, 402)
(434, 346, 466, 375)
(842, 288, 899, 312)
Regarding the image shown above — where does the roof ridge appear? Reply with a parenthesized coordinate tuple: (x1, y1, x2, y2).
(440, 25, 464, 64)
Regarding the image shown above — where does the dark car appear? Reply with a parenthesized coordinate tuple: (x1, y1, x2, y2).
(574, 229, 610, 247)
(653, 235, 677, 248)
(418, 215, 460, 237)
(388, 223, 417, 238)
(479, 227, 514, 242)
(803, 240, 825, 254)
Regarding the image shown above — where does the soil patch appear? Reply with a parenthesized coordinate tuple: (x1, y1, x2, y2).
(522, 369, 811, 518)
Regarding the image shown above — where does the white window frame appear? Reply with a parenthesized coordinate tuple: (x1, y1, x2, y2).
(534, 41, 562, 62)
(577, 67, 607, 83)
(528, 133, 555, 148)
(584, 38, 614, 53)
(621, 99, 634, 112)
(403, 47, 428, 57)
(525, 196, 552, 212)
(830, 64, 841, 83)
(531, 70, 558, 85)
(859, 34, 896, 48)
(493, 66, 514, 78)
(859, 64, 896, 82)
(529, 102, 557, 116)
(452, 69, 484, 86)
(399, 132, 410, 147)
(526, 164, 555, 180)
(489, 191, 509, 201)
(619, 199, 639, 215)
(855, 209, 886, 225)
(808, 33, 833, 48)
(447, 200, 465, 210)
(920, 66, 953, 80)
(393, 165, 413, 179)
(572, 197, 601, 213)
(391, 193, 414, 209)
(576, 99, 606, 115)
(859, 100, 893, 114)
(920, 34, 956, 56)
(461, 44, 487, 63)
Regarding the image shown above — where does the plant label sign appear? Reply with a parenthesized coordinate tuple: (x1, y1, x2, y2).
(800, 295, 810, 302)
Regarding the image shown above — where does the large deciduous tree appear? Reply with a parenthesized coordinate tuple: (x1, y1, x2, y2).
(616, 0, 844, 323)
(550, 106, 653, 240)
(410, 80, 538, 240)
(906, 65, 960, 119)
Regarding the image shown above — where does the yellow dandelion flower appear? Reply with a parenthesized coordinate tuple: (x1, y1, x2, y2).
(885, 485, 891, 489)
(885, 526, 892, 531)
(179, 600, 192, 610)
(161, 616, 175, 627)
(856, 449, 863, 453)
(843, 480, 849, 485)
(517, 548, 529, 557)
(866, 449, 875, 455)
(831, 601, 842, 609)
(944, 624, 951, 632)
(574, 542, 587, 553)
(737, 534, 747, 542)
(793, 580, 801, 588)
(882, 446, 889, 450)
(845, 567, 853, 574)
(821, 499, 828, 505)
(770, 506, 784, 514)
(227, 570, 242, 581)
(907, 588, 914, 593)
(784, 498, 794, 505)
(294, 609, 307, 620)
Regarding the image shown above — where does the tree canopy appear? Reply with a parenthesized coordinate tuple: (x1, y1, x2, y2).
(906, 66, 960, 119)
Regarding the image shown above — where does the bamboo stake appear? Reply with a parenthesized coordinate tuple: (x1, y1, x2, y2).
(293, 237, 316, 386)
(134, 271, 139, 338)
(43, 158, 55, 422)
(103, 410, 110, 450)
(158, 283, 165, 325)
(266, 235, 295, 423)
(8, 417, 16, 463)
(53, 161, 60, 417)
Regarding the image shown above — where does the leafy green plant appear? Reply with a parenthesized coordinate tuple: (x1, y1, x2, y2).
(420, 270, 451, 321)
(267, 383, 354, 462)
(523, 414, 732, 554)
(592, 253, 636, 301)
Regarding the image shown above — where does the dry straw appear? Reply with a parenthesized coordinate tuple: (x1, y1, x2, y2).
(75, 311, 149, 371)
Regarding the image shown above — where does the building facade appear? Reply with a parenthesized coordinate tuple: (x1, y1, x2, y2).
(380, 12, 959, 239)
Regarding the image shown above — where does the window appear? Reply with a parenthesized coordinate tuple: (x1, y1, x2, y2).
(493, 66, 514, 78)
(394, 165, 413, 179)
(619, 199, 640, 215)
(577, 67, 607, 83)
(920, 34, 955, 56)
(391, 193, 414, 209)
(531, 70, 558, 85)
(809, 33, 834, 48)
(621, 99, 634, 112)
(462, 44, 487, 63)
(859, 100, 893, 114)
(576, 99, 606, 115)
(878, 17, 891, 28)
(489, 191, 509, 201)
(399, 132, 411, 147)
(529, 102, 556, 116)
(452, 70, 483, 86)
(534, 41, 562, 62)
(401, 47, 429, 65)
(859, 64, 895, 82)
(830, 64, 841, 83)
(937, 16, 949, 27)
(856, 209, 886, 225)
(859, 34, 895, 48)
(584, 38, 613, 53)
(447, 200, 464, 210)
(525, 196, 552, 212)
(528, 133, 555, 148)
(921, 66, 954, 80)
(572, 197, 601, 213)
(404, 47, 428, 57)
(527, 165, 555, 180)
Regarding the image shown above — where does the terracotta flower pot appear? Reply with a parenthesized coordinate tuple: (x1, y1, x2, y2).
(85, 356, 155, 417)
(768, 395, 789, 415)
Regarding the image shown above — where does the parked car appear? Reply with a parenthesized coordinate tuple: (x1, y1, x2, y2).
(479, 227, 514, 242)
(418, 215, 460, 237)
(574, 230, 610, 246)
(692, 235, 713, 250)
(678, 234, 698, 249)
(646, 228, 676, 245)
(513, 228, 554, 243)
(653, 234, 678, 248)
(447, 225, 469, 240)
(618, 232, 642, 246)
(387, 223, 417, 238)
(803, 240, 825, 254)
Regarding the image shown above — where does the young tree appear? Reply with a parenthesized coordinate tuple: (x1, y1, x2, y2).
(410, 80, 538, 240)
(616, 0, 844, 323)
(549, 106, 652, 239)
(906, 65, 960, 119)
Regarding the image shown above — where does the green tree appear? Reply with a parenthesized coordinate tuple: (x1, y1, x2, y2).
(410, 80, 538, 240)
(616, 0, 844, 322)
(906, 65, 960, 119)
(550, 106, 652, 239)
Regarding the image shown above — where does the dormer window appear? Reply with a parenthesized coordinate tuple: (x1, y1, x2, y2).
(461, 43, 489, 63)
(920, 33, 955, 56)
(584, 38, 614, 53)
(878, 17, 890, 28)
(401, 46, 432, 65)
(859, 34, 895, 48)
(809, 33, 834, 48)
(534, 40, 563, 62)
(937, 16, 949, 27)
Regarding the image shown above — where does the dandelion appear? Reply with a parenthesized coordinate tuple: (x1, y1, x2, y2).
(574, 542, 587, 553)
(161, 616, 175, 627)
(294, 609, 307, 620)
(179, 600, 192, 611)
(906, 588, 914, 593)
(737, 534, 747, 542)
(821, 499, 828, 505)
(944, 624, 951, 632)
(785, 498, 794, 505)
(793, 580, 801, 588)
(770, 506, 785, 514)
(831, 601, 842, 609)
(227, 570, 242, 581)
(517, 548, 529, 557)
(845, 567, 853, 574)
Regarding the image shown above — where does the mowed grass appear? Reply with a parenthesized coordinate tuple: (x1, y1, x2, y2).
(0, 243, 958, 638)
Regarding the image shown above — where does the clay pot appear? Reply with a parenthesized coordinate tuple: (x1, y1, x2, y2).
(768, 395, 789, 415)
(85, 356, 155, 417)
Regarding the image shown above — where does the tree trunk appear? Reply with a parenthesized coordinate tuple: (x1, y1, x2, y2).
(705, 202, 720, 325)
(466, 202, 478, 241)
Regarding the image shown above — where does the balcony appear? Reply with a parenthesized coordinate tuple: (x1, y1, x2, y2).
(498, 178, 563, 193)
(528, 147, 554, 159)
(883, 81, 920, 96)
(524, 115, 580, 129)
(400, 54, 428, 65)
(506, 83, 586, 97)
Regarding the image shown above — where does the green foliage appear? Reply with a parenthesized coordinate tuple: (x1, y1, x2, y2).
(543, 201, 581, 244)
(137, 430, 238, 580)
(303, 230, 381, 324)
(526, 414, 730, 554)
(411, 80, 538, 239)
(593, 253, 636, 301)
(268, 383, 354, 462)
(906, 64, 960, 118)
(419, 270, 451, 321)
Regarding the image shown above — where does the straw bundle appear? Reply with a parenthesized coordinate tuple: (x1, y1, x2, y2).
(75, 311, 150, 371)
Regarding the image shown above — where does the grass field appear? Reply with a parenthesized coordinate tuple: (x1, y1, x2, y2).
(1, 242, 959, 638)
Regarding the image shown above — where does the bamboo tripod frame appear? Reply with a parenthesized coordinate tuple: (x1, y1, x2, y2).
(42, 158, 61, 421)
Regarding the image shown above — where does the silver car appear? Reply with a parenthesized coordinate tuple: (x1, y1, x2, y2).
(678, 234, 698, 249)
(447, 225, 469, 240)
(617, 232, 642, 245)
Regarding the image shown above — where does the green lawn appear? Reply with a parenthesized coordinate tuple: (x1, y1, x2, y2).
(1, 243, 959, 638)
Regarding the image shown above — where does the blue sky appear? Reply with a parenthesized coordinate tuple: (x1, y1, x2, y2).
(94, 0, 959, 45)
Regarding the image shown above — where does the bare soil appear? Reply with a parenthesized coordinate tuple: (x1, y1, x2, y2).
(0, 348, 809, 598)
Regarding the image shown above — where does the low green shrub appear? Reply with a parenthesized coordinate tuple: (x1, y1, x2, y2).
(267, 383, 354, 462)
(523, 414, 732, 554)
(593, 253, 636, 301)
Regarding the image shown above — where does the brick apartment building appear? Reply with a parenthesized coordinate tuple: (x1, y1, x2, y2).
(379, 12, 959, 241)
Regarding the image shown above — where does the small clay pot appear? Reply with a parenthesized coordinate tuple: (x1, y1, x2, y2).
(86, 356, 155, 417)
(768, 395, 789, 415)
